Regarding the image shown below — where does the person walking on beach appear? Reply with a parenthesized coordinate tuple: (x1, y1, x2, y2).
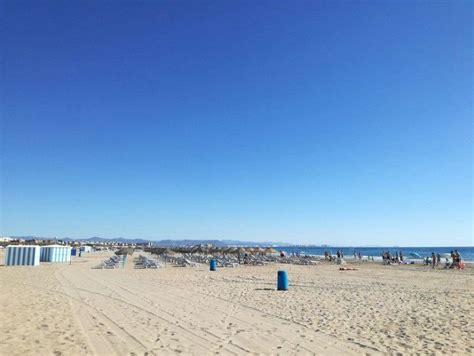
(454, 250, 461, 268)
(431, 252, 436, 268)
(436, 253, 441, 267)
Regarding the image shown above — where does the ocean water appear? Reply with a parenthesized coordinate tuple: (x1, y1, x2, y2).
(275, 246, 474, 262)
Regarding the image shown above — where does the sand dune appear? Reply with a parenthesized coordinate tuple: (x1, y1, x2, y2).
(0, 250, 472, 355)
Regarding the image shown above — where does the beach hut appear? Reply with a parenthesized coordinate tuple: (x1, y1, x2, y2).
(40, 245, 72, 263)
(5, 245, 41, 266)
(80, 246, 92, 253)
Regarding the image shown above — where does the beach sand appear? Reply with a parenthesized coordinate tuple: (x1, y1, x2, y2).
(0, 250, 472, 355)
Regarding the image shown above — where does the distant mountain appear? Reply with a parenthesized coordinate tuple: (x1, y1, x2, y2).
(151, 239, 290, 247)
(9, 235, 290, 246)
(73, 237, 151, 244)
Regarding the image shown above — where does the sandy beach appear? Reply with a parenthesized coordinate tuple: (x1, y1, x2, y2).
(0, 250, 473, 355)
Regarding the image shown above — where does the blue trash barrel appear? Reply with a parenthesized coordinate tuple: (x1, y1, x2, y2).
(71, 248, 77, 256)
(277, 270, 289, 290)
(210, 259, 217, 271)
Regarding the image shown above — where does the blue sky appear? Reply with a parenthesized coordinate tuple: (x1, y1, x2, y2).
(1, 1, 472, 246)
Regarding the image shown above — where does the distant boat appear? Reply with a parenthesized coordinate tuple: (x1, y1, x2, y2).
(409, 252, 422, 259)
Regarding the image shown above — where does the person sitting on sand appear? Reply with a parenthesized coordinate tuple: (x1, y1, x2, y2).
(340, 267, 357, 271)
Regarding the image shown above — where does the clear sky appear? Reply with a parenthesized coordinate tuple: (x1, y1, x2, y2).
(1, 1, 472, 246)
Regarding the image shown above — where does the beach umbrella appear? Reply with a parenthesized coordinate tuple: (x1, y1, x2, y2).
(254, 247, 265, 254)
(207, 246, 220, 254)
(232, 247, 242, 254)
(191, 246, 203, 253)
(115, 247, 134, 255)
(234, 247, 246, 255)
(174, 246, 190, 254)
(264, 247, 278, 254)
(223, 247, 234, 254)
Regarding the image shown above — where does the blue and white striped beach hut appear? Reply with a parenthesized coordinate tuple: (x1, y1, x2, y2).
(40, 245, 72, 263)
(5, 245, 41, 266)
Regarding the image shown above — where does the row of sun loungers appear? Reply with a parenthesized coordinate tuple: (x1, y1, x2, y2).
(134, 255, 161, 269)
(93, 255, 124, 269)
(149, 252, 319, 267)
(159, 255, 198, 267)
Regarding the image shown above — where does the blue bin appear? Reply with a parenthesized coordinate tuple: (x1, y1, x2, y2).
(71, 248, 77, 256)
(277, 270, 289, 290)
(210, 259, 217, 271)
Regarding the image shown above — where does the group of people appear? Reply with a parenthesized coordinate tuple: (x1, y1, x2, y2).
(323, 250, 374, 261)
(324, 250, 347, 261)
(382, 251, 404, 264)
(424, 250, 463, 269)
(449, 250, 462, 268)
(425, 253, 442, 268)
(324, 250, 337, 261)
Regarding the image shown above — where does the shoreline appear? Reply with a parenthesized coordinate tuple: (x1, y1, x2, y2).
(304, 254, 474, 264)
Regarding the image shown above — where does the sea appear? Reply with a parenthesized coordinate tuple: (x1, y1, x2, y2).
(274, 246, 474, 262)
